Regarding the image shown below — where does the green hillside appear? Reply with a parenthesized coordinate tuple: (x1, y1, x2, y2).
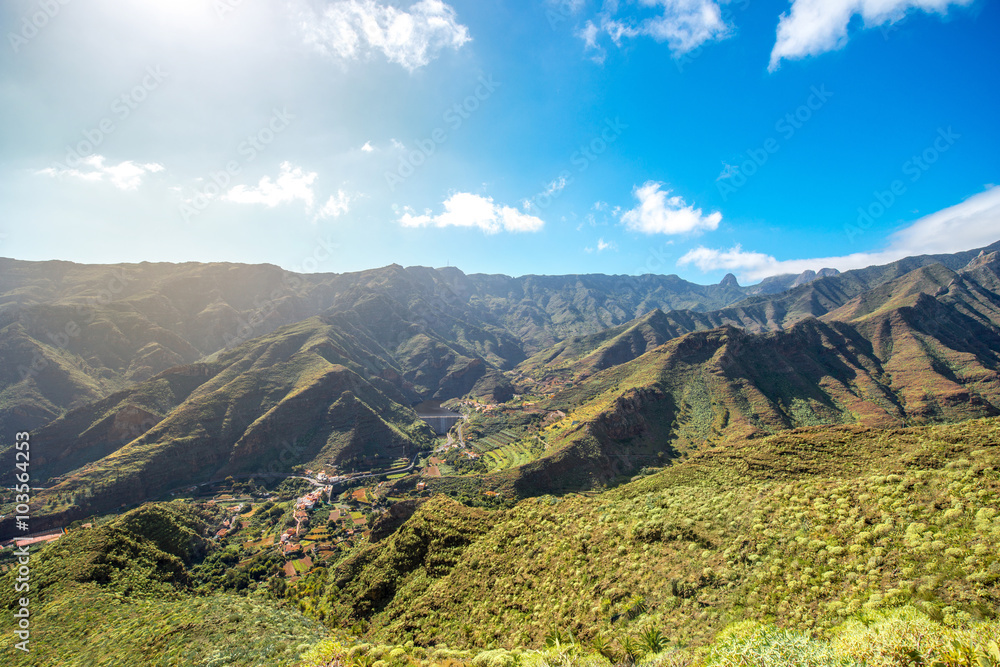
(0, 317, 436, 531)
(296, 417, 1000, 654)
(3, 247, 1000, 665)
(0, 503, 324, 666)
(456, 257, 1000, 497)
(0, 257, 789, 437)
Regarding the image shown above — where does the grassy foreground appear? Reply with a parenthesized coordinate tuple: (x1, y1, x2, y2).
(298, 607, 1000, 667)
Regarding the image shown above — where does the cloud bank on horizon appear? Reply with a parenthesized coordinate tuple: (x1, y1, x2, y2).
(680, 186, 1000, 282)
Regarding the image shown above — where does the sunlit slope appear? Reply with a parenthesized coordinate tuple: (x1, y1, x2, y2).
(483, 257, 1000, 494)
(302, 417, 1000, 650)
(0, 317, 435, 533)
(0, 503, 323, 666)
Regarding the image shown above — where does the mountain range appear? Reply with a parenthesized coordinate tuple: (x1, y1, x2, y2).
(2, 241, 1000, 537)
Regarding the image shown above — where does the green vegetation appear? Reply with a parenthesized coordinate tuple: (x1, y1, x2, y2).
(4, 248, 1000, 664)
(294, 608, 1000, 667)
(0, 583, 324, 667)
(0, 501, 323, 666)
(293, 417, 1000, 653)
(469, 250, 1000, 497)
(1, 317, 438, 523)
(483, 438, 544, 472)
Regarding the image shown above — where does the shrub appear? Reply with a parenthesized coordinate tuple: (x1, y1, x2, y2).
(703, 622, 856, 667)
(832, 607, 1000, 667)
(472, 648, 520, 667)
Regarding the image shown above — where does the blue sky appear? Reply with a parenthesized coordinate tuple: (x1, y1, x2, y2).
(1, 0, 997, 284)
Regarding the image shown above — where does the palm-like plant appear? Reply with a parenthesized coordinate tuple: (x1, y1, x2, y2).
(639, 627, 669, 655)
(618, 635, 644, 664)
(625, 595, 649, 621)
(350, 653, 376, 667)
(590, 632, 617, 662)
(545, 627, 575, 650)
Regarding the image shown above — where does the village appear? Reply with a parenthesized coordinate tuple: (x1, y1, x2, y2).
(0, 471, 393, 582)
(262, 472, 402, 580)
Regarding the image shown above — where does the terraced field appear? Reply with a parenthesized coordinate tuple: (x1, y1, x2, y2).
(482, 440, 543, 471)
(468, 429, 521, 454)
(461, 429, 547, 472)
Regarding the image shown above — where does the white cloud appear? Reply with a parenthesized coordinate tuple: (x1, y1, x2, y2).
(224, 162, 317, 208)
(317, 189, 354, 219)
(769, 0, 973, 71)
(585, 237, 617, 253)
(577, 21, 607, 62)
(399, 192, 545, 234)
(678, 244, 787, 277)
(578, 20, 600, 49)
(580, 0, 731, 58)
(543, 175, 568, 198)
(890, 185, 1000, 256)
(620, 181, 722, 235)
(361, 141, 375, 153)
(296, 0, 471, 71)
(678, 186, 1000, 282)
(37, 155, 164, 190)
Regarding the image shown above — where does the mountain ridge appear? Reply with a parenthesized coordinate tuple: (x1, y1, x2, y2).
(4, 242, 1000, 537)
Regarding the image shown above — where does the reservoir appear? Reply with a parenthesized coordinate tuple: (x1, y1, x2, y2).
(414, 401, 462, 435)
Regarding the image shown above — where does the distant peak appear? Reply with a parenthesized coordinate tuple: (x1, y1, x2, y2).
(720, 273, 739, 288)
(961, 250, 1000, 274)
(791, 270, 817, 287)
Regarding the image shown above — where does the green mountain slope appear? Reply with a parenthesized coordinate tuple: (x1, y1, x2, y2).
(3, 244, 997, 438)
(517, 308, 689, 382)
(7, 247, 1000, 532)
(0, 316, 436, 534)
(0, 260, 751, 435)
(479, 257, 1000, 495)
(299, 417, 1000, 650)
(0, 503, 323, 666)
(516, 247, 1000, 388)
